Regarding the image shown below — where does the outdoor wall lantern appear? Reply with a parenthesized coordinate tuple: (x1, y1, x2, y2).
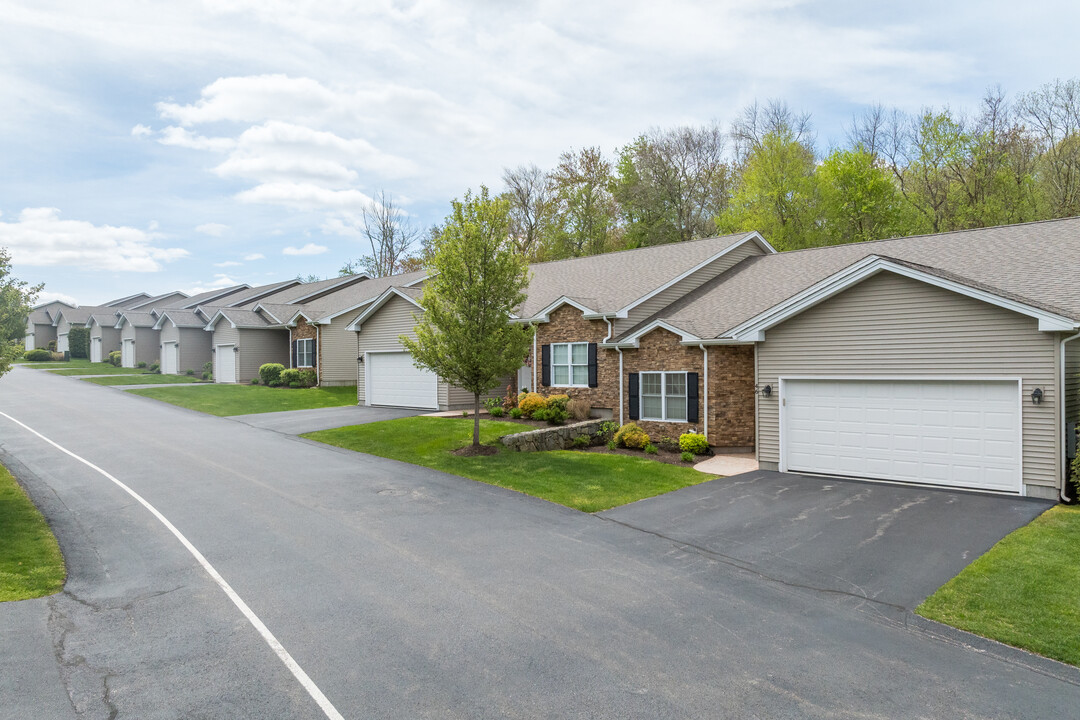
(761, 384, 772, 398)
(357, 356, 364, 364)
(1031, 387, 1043, 404)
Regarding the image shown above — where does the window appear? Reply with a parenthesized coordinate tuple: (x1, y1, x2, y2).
(552, 342, 589, 387)
(297, 338, 313, 367)
(640, 371, 687, 421)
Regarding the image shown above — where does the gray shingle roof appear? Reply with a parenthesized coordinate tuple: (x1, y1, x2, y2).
(116, 311, 158, 329)
(632, 217, 1080, 341)
(178, 285, 250, 309)
(156, 309, 208, 329)
(88, 313, 119, 328)
(103, 293, 151, 308)
(213, 308, 278, 328)
(129, 291, 189, 311)
(289, 271, 427, 321)
(518, 232, 759, 318)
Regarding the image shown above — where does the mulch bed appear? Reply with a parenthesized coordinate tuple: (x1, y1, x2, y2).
(577, 444, 701, 468)
(452, 445, 500, 457)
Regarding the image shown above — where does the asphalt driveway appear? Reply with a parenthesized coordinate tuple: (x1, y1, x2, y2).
(600, 469, 1054, 610)
(1, 367, 1077, 718)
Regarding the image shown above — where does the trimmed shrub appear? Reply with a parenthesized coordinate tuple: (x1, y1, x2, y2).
(289, 381, 302, 389)
(679, 433, 710, 455)
(280, 368, 302, 386)
(185, 369, 195, 376)
(546, 394, 569, 412)
(681, 451, 695, 463)
(606, 440, 618, 451)
(644, 444, 658, 455)
(566, 398, 590, 421)
(137, 361, 147, 369)
(259, 363, 284, 386)
(594, 421, 619, 443)
(571, 434, 590, 449)
(47, 340, 56, 352)
(517, 392, 547, 418)
(545, 406, 569, 425)
(68, 326, 89, 359)
(107, 350, 122, 367)
(24, 348, 51, 361)
(299, 369, 317, 387)
(489, 406, 505, 417)
(656, 436, 680, 453)
(508, 407, 523, 419)
(201, 371, 211, 381)
(532, 407, 551, 422)
(148, 362, 160, 373)
(250, 377, 260, 385)
(268, 380, 283, 388)
(614, 422, 650, 450)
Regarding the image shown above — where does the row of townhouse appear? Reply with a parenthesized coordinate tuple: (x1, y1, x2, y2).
(30, 217, 1080, 500)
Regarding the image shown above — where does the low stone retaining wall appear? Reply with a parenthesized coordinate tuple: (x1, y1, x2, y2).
(500, 419, 606, 452)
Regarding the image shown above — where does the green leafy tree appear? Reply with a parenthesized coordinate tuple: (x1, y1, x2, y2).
(817, 147, 913, 244)
(0, 248, 42, 377)
(547, 146, 620, 258)
(68, 326, 90, 359)
(401, 188, 534, 447)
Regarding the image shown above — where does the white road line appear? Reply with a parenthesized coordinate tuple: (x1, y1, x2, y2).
(0, 411, 345, 720)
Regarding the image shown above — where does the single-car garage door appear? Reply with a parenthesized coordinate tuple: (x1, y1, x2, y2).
(90, 338, 102, 363)
(781, 379, 1021, 493)
(161, 342, 178, 375)
(215, 345, 236, 383)
(368, 352, 438, 409)
(121, 339, 135, 368)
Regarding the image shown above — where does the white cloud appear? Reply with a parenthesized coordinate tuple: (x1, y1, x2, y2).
(36, 290, 79, 306)
(236, 183, 373, 212)
(131, 123, 153, 137)
(282, 242, 328, 256)
(213, 260, 241, 267)
(196, 222, 229, 237)
(183, 273, 241, 295)
(0, 208, 188, 272)
(157, 126, 235, 152)
(243, 252, 265, 261)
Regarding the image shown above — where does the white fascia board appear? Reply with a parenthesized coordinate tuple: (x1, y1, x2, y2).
(284, 309, 314, 327)
(345, 287, 423, 332)
(604, 319, 703, 349)
(151, 314, 170, 331)
(728, 256, 1078, 341)
(611, 231, 778, 320)
(203, 310, 233, 331)
(529, 296, 600, 323)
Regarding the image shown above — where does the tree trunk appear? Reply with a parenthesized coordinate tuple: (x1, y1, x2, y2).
(473, 392, 481, 447)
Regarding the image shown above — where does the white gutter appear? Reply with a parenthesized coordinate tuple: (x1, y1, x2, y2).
(699, 344, 709, 442)
(617, 348, 624, 426)
(532, 329, 537, 392)
(315, 324, 321, 386)
(1061, 331, 1080, 502)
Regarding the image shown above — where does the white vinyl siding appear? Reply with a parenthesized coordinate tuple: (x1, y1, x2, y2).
(552, 342, 588, 387)
(641, 371, 687, 421)
(613, 240, 767, 335)
(756, 272, 1059, 492)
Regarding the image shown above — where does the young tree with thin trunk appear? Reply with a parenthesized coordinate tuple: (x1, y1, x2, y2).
(0, 248, 42, 378)
(400, 188, 534, 448)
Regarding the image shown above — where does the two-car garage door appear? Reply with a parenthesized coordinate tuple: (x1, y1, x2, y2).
(781, 379, 1021, 493)
(367, 352, 438, 409)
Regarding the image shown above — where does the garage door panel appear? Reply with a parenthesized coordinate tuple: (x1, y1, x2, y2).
(368, 352, 437, 409)
(783, 379, 1020, 493)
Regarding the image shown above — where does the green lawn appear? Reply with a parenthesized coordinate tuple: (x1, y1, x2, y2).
(127, 384, 358, 416)
(82, 374, 207, 386)
(917, 505, 1080, 666)
(20, 357, 96, 368)
(0, 463, 65, 602)
(49, 363, 151, 376)
(304, 417, 713, 513)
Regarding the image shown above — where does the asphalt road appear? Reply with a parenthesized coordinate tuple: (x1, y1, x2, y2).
(1, 366, 1078, 719)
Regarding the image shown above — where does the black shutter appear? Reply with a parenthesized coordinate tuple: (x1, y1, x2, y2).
(541, 344, 551, 387)
(291, 340, 297, 368)
(687, 372, 699, 424)
(310, 338, 317, 368)
(628, 373, 639, 420)
(587, 343, 598, 388)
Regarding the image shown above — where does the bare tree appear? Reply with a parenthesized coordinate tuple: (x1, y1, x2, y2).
(731, 99, 814, 164)
(846, 103, 888, 157)
(502, 164, 554, 259)
(1018, 78, 1080, 217)
(340, 190, 422, 277)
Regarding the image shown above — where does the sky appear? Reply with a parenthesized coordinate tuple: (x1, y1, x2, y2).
(2, 0, 1078, 306)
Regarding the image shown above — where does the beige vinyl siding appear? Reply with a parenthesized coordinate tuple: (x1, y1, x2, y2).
(356, 294, 506, 409)
(614, 241, 767, 335)
(30, 323, 57, 350)
(756, 271, 1059, 491)
(121, 325, 160, 367)
(318, 316, 359, 386)
(237, 328, 289, 383)
(89, 323, 120, 356)
(161, 325, 212, 374)
(211, 324, 240, 382)
(1066, 337, 1080, 440)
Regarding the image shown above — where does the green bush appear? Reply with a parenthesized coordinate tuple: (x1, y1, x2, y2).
(483, 397, 502, 413)
(289, 381, 302, 388)
(68, 326, 89, 359)
(518, 392, 547, 418)
(185, 369, 195, 376)
(679, 433, 710, 455)
(47, 340, 56, 352)
(681, 451, 695, 463)
(24, 348, 51, 361)
(489, 406, 505, 417)
(299, 369, 317, 388)
(268, 379, 283, 388)
(644, 444, 658, 455)
(614, 422, 650, 450)
(607, 440, 618, 451)
(259, 363, 285, 386)
(594, 421, 619, 443)
(508, 407, 523, 419)
(280, 368, 302, 386)
(250, 378, 260, 385)
(571, 434, 590, 449)
(201, 372, 211, 381)
(107, 350, 122, 367)
(137, 361, 147, 369)
(532, 407, 551, 422)
(656, 436, 680, 453)
(546, 394, 569, 411)
(545, 406, 569, 425)
(148, 362, 159, 372)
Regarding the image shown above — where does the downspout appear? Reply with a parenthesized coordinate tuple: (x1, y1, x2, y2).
(1060, 331, 1080, 502)
(699, 344, 709, 443)
(618, 348, 624, 426)
(532, 328, 538, 392)
(315, 324, 321, 386)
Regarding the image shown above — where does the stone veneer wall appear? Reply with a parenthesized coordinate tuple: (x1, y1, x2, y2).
(290, 318, 318, 375)
(501, 419, 607, 452)
(532, 304, 619, 415)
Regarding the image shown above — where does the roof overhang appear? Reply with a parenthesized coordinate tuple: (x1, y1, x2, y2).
(600, 319, 703, 349)
(203, 310, 235, 331)
(345, 287, 423, 332)
(727, 255, 1079, 342)
(284, 309, 314, 327)
(519, 296, 604, 324)
(314, 273, 431, 325)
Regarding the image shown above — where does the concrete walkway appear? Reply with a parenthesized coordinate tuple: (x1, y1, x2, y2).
(226, 404, 421, 434)
(694, 452, 758, 475)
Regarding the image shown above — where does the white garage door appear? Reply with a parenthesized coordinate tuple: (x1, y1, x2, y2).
(368, 352, 438, 409)
(162, 342, 178, 375)
(57, 333, 69, 353)
(90, 338, 102, 363)
(215, 345, 236, 383)
(121, 339, 135, 368)
(782, 379, 1021, 493)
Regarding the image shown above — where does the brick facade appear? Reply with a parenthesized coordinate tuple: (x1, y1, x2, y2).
(530, 304, 756, 450)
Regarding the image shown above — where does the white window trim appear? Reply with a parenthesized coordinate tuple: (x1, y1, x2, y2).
(551, 341, 590, 388)
(296, 338, 314, 368)
(640, 371, 689, 422)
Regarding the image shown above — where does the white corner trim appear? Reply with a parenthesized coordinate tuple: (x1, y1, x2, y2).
(729, 256, 1078, 341)
(612, 231, 777, 319)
